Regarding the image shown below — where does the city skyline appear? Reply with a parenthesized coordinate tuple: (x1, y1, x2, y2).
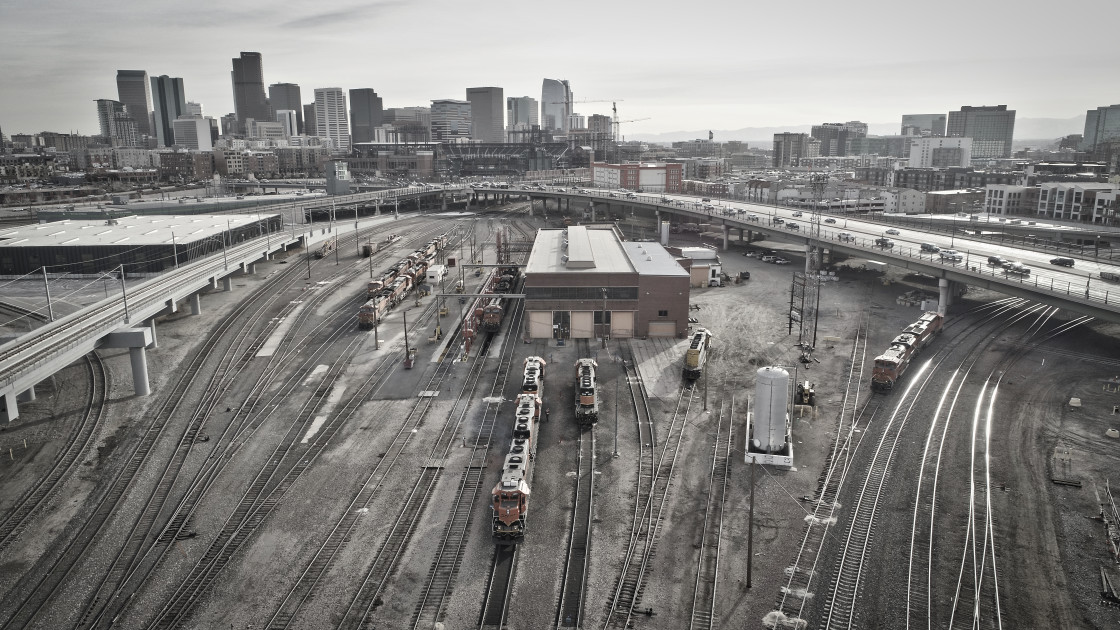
(1, 0, 1117, 138)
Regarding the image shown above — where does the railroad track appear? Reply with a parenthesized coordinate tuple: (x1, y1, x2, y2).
(555, 426, 596, 628)
(333, 304, 525, 629)
(479, 545, 517, 629)
(0, 352, 108, 553)
(603, 349, 692, 629)
(412, 304, 528, 629)
(76, 222, 450, 629)
(148, 227, 458, 629)
(689, 400, 731, 630)
(0, 255, 314, 629)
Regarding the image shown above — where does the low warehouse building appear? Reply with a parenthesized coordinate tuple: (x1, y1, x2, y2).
(0, 213, 282, 276)
(523, 225, 690, 339)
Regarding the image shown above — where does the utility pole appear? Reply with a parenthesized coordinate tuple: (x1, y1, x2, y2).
(119, 264, 130, 323)
(306, 229, 312, 279)
(172, 232, 179, 269)
(41, 266, 54, 322)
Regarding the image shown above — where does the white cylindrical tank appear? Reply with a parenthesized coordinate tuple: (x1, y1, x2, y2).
(752, 366, 789, 453)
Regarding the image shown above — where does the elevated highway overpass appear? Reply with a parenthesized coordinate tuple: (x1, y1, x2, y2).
(524, 188, 1120, 324)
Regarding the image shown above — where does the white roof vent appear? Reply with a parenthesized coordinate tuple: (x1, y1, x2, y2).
(646, 256, 652, 261)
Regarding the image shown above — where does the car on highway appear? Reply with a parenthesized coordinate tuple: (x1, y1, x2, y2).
(1050, 257, 1075, 267)
(939, 249, 962, 262)
(773, 218, 785, 225)
(920, 243, 940, 253)
(838, 232, 855, 241)
(791, 211, 803, 217)
(987, 255, 1007, 266)
(773, 258, 791, 265)
(761, 255, 777, 262)
(608, 193, 617, 198)
(1004, 262, 1031, 275)
(747, 214, 760, 221)
(824, 218, 837, 224)
(787, 222, 800, 230)
(885, 229, 901, 235)
(875, 237, 894, 248)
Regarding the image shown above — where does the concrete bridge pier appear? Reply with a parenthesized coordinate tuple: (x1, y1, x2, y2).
(394, 200, 399, 219)
(805, 244, 814, 274)
(104, 328, 154, 397)
(441, 191, 447, 212)
(245, 262, 257, 275)
(146, 317, 158, 349)
(738, 227, 745, 242)
(2, 391, 17, 423)
(190, 292, 202, 316)
(18, 385, 36, 403)
(939, 277, 952, 315)
(222, 276, 233, 291)
(722, 223, 730, 251)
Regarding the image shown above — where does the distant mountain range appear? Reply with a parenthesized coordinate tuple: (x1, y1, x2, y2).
(630, 115, 1087, 147)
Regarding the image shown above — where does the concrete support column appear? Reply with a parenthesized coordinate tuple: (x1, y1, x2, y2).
(246, 262, 256, 275)
(805, 244, 813, 274)
(938, 277, 951, 315)
(738, 227, 744, 242)
(441, 192, 447, 211)
(722, 224, 730, 251)
(19, 385, 36, 402)
(146, 317, 158, 349)
(190, 292, 202, 316)
(1, 391, 17, 423)
(222, 276, 232, 291)
(129, 347, 151, 396)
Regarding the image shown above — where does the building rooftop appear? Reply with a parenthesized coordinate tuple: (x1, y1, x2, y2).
(525, 226, 688, 278)
(0, 214, 278, 248)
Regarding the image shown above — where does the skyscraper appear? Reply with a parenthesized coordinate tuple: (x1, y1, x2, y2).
(466, 87, 504, 143)
(172, 117, 213, 151)
(150, 75, 187, 147)
(314, 88, 350, 153)
(430, 100, 471, 141)
(947, 105, 1015, 159)
(901, 113, 946, 137)
(186, 102, 204, 117)
(541, 79, 572, 133)
(94, 99, 126, 137)
(269, 83, 303, 134)
(231, 52, 269, 133)
(349, 88, 384, 144)
(116, 70, 153, 137)
(506, 96, 539, 129)
(1081, 104, 1120, 152)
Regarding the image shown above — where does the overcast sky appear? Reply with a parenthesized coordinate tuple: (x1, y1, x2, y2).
(2, 0, 1117, 138)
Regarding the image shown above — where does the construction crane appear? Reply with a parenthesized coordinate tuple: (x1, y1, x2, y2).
(612, 101, 649, 142)
(547, 99, 623, 131)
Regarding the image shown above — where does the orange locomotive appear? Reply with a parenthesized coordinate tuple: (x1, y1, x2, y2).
(871, 311, 943, 392)
(491, 357, 546, 543)
(574, 358, 598, 427)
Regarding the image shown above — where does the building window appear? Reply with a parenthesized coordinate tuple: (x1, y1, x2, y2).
(658, 310, 668, 317)
(593, 311, 612, 324)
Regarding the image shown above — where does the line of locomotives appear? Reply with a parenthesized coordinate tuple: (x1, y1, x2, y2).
(491, 355, 601, 544)
(460, 264, 522, 353)
(356, 233, 446, 328)
(871, 311, 943, 392)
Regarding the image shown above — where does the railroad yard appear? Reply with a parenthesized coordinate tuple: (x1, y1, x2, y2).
(1, 201, 1120, 629)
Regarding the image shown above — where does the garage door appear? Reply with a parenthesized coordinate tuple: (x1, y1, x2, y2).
(612, 311, 635, 338)
(528, 311, 552, 339)
(648, 321, 677, 337)
(571, 311, 594, 338)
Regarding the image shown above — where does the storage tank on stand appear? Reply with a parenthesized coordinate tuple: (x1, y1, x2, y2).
(746, 366, 794, 467)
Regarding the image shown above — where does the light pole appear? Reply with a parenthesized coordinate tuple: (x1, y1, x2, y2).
(601, 287, 608, 349)
(41, 266, 54, 322)
(118, 264, 130, 323)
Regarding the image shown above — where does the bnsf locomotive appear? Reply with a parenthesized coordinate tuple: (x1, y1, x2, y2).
(683, 328, 712, 381)
(871, 311, 943, 392)
(356, 232, 450, 329)
(478, 265, 522, 333)
(491, 356, 547, 543)
(574, 358, 599, 427)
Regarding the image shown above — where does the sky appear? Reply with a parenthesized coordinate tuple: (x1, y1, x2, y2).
(1, 0, 1118, 139)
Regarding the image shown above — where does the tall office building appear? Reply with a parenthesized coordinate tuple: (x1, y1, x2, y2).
(231, 52, 269, 133)
(810, 123, 851, 156)
(507, 96, 539, 129)
(94, 99, 126, 137)
(303, 104, 316, 136)
(269, 83, 303, 134)
(541, 79, 573, 133)
(186, 102, 203, 117)
(150, 75, 187, 147)
(116, 70, 153, 137)
(1081, 104, 1120, 152)
(466, 87, 504, 143)
(901, 113, 946, 137)
(947, 105, 1015, 159)
(384, 107, 432, 142)
(349, 88, 384, 144)
(276, 110, 298, 137)
(430, 100, 472, 141)
(314, 88, 350, 153)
